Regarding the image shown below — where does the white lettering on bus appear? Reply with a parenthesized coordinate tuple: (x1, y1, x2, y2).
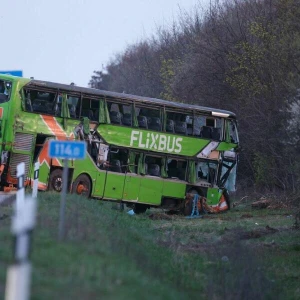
(149, 133, 158, 150)
(158, 135, 167, 151)
(175, 137, 183, 153)
(138, 132, 145, 147)
(130, 130, 183, 153)
(130, 130, 140, 146)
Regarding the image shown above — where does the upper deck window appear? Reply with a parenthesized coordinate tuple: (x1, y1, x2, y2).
(81, 96, 100, 120)
(166, 111, 192, 136)
(135, 106, 162, 131)
(193, 115, 223, 141)
(67, 95, 80, 119)
(107, 101, 133, 126)
(24, 89, 57, 115)
(0, 80, 12, 103)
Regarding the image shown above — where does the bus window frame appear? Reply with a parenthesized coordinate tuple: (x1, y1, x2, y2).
(106, 98, 134, 127)
(144, 153, 165, 177)
(135, 103, 163, 131)
(165, 108, 193, 136)
(64, 91, 81, 119)
(166, 157, 188, 181)
(22, 87, 58, 116)
(195, 159, 219, 186)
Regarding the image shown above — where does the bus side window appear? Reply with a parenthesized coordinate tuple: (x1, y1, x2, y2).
(120, 104, 132, 127)
(108, 148, 128, 173)
(197, 117, 222, 141)
(167, 159, 187, 180)
(166, 111, 191, 136)
(26, 89, 57, 115)
(81, 97, 93, 119)
(67, 94, 80, 119)
(107, 101, 133, 127)
(107, 102, 122, 125)
(136, 106, 162, 131)
(91, 99, 99, 121)
(196, 161, 217, 184)
(145, 155, 162, 177)
(193, 116, 206, 136)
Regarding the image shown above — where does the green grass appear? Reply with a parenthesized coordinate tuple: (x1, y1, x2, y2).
(0, 193, 299, 299)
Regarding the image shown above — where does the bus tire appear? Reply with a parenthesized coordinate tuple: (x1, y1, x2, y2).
(184, 189, 199, 216)
(72, 174, 91, 197)
(133, 204, 147, 214)
(49, 169, 63, 192)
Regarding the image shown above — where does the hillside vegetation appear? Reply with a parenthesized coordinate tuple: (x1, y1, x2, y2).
(0, 193, 299, 299)
(89, 0, 300, 199)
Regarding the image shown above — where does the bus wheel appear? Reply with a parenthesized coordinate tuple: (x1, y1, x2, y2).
(49, 169, 63, 192)
(184, 189, 198, 216)
(72, 174, 91, 197)
(133, 204, 147, 214)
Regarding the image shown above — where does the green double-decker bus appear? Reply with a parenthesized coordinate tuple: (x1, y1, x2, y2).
(0, 74, 239, 214)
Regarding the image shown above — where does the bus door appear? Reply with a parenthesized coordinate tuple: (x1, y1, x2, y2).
(138, 155, 163, 205)
(123, 173, 141, 202)
(102, 148, 127, 200)
(139, 175, 163, 205)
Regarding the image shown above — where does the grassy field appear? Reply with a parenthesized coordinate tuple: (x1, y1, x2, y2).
(0, 193, 299, 300)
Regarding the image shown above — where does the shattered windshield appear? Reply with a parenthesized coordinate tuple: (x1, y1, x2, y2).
(0, 80, 12, 103)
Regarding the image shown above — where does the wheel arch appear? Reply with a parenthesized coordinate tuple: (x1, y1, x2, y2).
(72, 172, 93, 197)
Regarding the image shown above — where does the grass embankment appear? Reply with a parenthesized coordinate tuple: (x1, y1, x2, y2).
(0, 193, 299, 300)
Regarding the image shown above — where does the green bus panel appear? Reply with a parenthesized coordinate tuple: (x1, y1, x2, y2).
(162, 179, 186, 199)
(206, 187, 222, 205)
(139, 176, 163, 205)
(73, 154, 104, 195)
(38, 163, 51, 187)
(104, 172, 125, 200)
(123, 174, 141, 201)
(93, 170, 106, 198)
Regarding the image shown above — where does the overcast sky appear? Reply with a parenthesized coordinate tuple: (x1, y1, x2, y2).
(1, 0, 209, 87)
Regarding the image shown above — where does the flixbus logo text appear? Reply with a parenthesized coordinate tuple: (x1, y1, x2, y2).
(130, 130, 182, 153)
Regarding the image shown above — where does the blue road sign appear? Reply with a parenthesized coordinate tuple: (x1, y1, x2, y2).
(49, 140, 86, 159)
(0, 70, 23, 77)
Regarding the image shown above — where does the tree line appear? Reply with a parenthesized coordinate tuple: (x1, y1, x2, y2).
(89, 0, 300, 195)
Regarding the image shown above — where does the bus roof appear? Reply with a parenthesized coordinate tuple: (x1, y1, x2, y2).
(2, 74, 236, 118)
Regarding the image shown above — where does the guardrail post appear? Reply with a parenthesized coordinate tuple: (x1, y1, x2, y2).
(32, 162, 39, 199)
(58, 159, 68, 241)
(5, 163, 37, 300)
(16, 162, 25, 210)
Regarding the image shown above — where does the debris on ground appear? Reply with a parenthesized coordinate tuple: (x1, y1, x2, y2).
(251, 198, 271, 209)
(149, 213, 173, 220)
(240, 213, 253, 219)
(240, 225, 279, 240)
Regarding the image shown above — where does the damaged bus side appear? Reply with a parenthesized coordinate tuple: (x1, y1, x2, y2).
(0, 74, 239, 215)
